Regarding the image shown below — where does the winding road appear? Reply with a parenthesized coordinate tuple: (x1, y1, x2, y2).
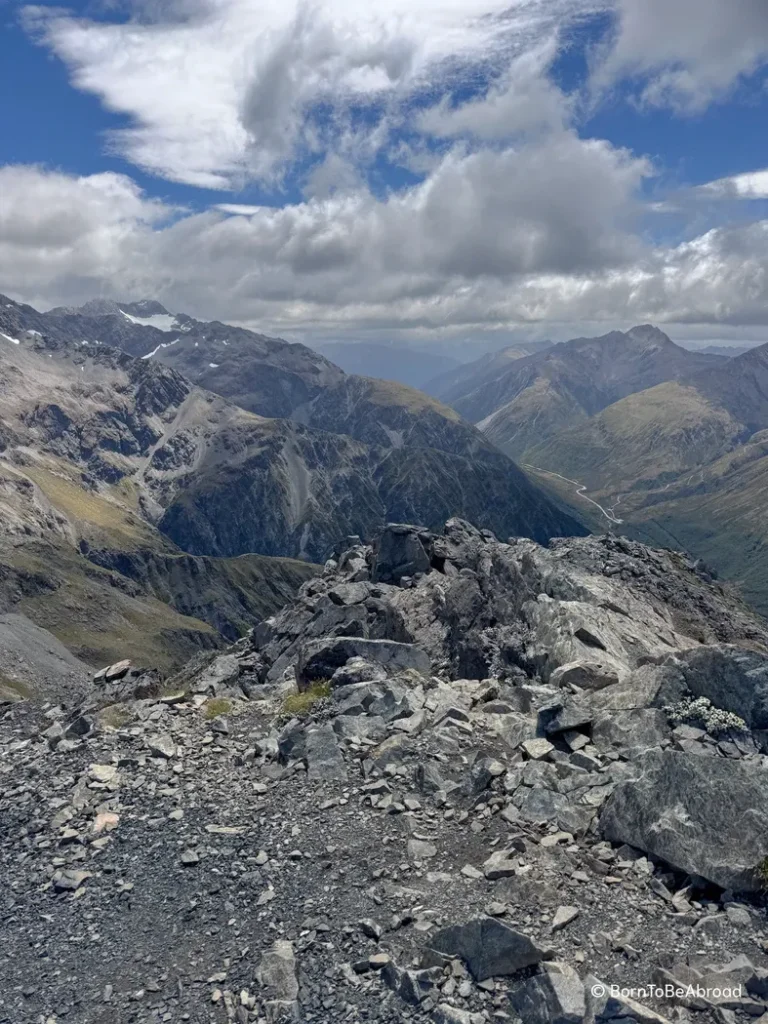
(523, 464, 624, 525)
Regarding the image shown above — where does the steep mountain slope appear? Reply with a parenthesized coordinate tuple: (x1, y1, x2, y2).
(529, 342, 768, 494)
(312, 341, 461, 389)
(437, 326, 724, 461)
(39, 295, 345, 418)
(525, 343, 768, 612)
(423, 340, 552, 402)
(2, 294, 584, 557)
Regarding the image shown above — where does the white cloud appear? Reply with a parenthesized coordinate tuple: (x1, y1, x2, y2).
(23, 0, 600, 188)
(4, 158, 768, 343)
(698, 169, 768, 201)
(6, 0, 768, 346)
(0, 165, 169, 305)
(594, 0, 768, 112)
(417, 42, 568, 140)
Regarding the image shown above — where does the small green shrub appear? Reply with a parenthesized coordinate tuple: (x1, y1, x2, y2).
(204, 697, 233, 720)
(757, 857, 768, 891)
(282, 681, 331, 717)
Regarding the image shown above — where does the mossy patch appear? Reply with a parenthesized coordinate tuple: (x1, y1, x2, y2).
(204, 697, 233, 720)
(99, 704, 135, 730)
(282, 680, 331, 717)
(0, 673, 31, 702)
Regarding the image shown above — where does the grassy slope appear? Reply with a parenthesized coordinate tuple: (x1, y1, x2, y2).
(525, 382, 743, 493)
(0, 459, 317, 668)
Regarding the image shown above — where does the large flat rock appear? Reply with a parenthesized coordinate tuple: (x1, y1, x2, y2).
(600, 749, 768, 892)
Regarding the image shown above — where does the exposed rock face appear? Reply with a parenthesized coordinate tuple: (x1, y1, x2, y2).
(0, 293, 584, 571)
(600, 749, 768, 891)
(372, 523, 433, 584)
(297, 637, 431, 689)
(429, 917, 550, 981)
(251, 518, 768, 686)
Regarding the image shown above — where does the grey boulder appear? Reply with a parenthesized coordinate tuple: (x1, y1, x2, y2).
(305, 723, 347, 782)
(428, 917, 549, 981)
(509, 962, 586, 1024)
(297, 637, 430, 688)
(372, 523, 433, 583)
(600, 749, 768, 891)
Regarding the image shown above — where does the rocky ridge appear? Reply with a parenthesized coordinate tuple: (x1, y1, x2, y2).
(3, 520, 768, 1024)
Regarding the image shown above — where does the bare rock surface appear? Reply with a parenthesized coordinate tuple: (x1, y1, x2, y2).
(3, 520, 768, 1024)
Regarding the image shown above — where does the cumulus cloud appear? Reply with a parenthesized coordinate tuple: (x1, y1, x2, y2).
(594, 0, 768, 112)
(0, 165, 170, 306)
(8, 0, 768, 344)
(3, 160, 768, 342)
(697, 169, 768, 201)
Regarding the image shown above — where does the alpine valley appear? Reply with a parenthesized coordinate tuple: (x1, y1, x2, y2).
(0, 293, 581, 674)
(427, 325, 768, 617)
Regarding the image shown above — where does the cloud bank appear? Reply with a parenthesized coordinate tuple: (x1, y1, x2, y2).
(6, 0, 768, 342)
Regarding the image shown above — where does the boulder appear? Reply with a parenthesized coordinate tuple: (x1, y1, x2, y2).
(538, 696, 593, 736)
(305, 724, 347, 782)
(428, 917, 549, 981)
(514, 786, 595, 835)
(600, 749, 768, 891)
(372, 523, 433, 584)
(591, 709, 670, 753)
(189, 653, 241, 696)
(297, 637, 430, 689)
(508, 962, 586, 1024)
(550, 661, 619, 691)
(659, 645, 768, 730)
(256, 940, 300, 1021)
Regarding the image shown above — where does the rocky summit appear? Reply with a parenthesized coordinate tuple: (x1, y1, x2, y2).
(4, 519, 768, 1024)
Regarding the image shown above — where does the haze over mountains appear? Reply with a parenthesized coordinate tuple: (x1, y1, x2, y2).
(0, 292, 581, 670)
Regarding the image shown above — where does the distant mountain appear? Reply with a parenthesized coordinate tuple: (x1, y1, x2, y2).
(439, 326, 725, 460)
(525, 342, 768, 613)
(0, 293, 585, 664)
(423, 341, 552, 401)
(44, 297, 344, 419)
(311, 341, 462, 389)
(693, 344, 752, 358)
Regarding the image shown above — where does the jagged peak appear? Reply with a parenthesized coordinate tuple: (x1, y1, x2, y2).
(120, 299, 171, 318)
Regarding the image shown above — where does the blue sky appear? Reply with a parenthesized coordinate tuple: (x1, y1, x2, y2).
(1, 0, 768, 346)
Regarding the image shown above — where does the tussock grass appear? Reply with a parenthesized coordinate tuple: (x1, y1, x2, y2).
(282, 680, 331, 716)
(204, 697, 233, 720)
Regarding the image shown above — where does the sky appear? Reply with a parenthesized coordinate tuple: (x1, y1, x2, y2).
(1, 0, 768, 350)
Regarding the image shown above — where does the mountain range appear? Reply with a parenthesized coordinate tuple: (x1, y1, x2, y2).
(429, 326, 725, 460)
(431, 321, 768, 614)
(0, 293, 582, 670)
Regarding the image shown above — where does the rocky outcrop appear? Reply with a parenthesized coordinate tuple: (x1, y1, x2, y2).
(600, 749, 768, 891)
(250, 519, 768, 686)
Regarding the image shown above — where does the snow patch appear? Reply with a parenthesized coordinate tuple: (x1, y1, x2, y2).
(208, 362, 219, 368)
(120, 310, 180, 332)
(141, 338, 180, 360)
(0, 332, 20, 345)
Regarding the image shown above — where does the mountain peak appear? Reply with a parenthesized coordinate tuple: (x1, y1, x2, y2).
(120, 299, 171, 318)
(625, 324, 674, 349)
